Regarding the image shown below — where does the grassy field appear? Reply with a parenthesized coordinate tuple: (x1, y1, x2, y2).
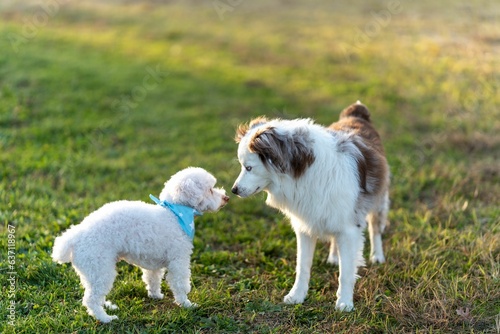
(1, 0, 499, 332)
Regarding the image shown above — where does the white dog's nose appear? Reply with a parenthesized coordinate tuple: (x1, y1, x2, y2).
(231, 186, 238, 195)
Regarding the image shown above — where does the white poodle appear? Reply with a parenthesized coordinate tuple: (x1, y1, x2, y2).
(52, 167, 229, 323)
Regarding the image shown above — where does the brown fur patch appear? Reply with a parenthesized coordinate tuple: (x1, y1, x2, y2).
(339, 102, 371, 122)
(351, 138, 388, 195)
(330, 103, 385, 155)
(249, 126, 315, 178)
(235, 117, 269, 143)
(332, 102, 388, 195)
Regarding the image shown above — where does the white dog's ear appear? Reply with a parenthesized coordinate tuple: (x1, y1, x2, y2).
(249, 126, 315, 178)
(178, 179, 204, 206)
(235, 116, 269, 143)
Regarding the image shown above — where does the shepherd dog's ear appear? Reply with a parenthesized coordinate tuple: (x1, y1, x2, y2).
(249, 126, 315, 178)
(235, 116, 269, 143)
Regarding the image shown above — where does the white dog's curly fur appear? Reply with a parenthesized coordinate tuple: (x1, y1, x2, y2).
(232, 102, 390, 311)
(52, 167, 229, 323)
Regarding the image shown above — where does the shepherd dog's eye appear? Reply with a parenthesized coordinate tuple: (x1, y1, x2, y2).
(245, 166, 252, 172)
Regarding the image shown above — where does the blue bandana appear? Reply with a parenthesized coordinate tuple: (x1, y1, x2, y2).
(149, 194, 202, 240)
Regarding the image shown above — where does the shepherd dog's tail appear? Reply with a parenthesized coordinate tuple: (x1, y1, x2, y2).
(339, 100, 371, 123)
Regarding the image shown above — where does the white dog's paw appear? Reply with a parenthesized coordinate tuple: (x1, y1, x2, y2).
(97, 314, 118, 323)
(335, 300, 354, 312)
(104, 301, 119, 310)
(176, 299, 196, 308)
(148, 291, 164, 300)
(370, 253, 386, 264)
(283, 290, 306, 305)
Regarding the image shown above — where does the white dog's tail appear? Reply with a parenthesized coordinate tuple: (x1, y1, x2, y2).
(52, 232, 75, 263)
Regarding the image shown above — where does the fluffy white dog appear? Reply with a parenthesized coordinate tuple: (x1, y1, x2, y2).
(232, 102, 390, 311)
(52, 167, 229, 323)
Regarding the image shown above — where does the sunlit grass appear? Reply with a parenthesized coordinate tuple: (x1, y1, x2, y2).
(0, 0, 499, 333)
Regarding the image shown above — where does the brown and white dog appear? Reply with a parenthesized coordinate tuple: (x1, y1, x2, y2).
(232, 101, 390, 311)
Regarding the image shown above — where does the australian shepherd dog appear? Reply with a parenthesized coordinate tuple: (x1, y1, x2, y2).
(232, 101, 390, 311)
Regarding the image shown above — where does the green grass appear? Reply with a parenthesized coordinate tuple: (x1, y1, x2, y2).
(1, 0, 499, 332)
